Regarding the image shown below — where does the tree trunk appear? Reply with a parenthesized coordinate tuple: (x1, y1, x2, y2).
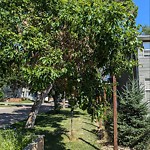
(70, 108, 74, 140)
(62, 91, 66, 109)
(25, 93, 42, 128)
(113, 76, 118, 150)
(53, 90, 60, 112)
(98, 118, 102, 129)
(25, 84, 52, 128)
(53, 93, 58, 111)
(103, 87, 107, 126)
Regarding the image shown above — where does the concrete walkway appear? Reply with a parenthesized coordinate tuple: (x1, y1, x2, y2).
(0, 103, 53, 128)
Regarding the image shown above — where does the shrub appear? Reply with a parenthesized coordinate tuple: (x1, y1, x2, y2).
(0, 90, 4, 101)
(0, 129, 34, 150)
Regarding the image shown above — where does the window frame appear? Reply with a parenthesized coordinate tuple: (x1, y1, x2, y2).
(143, 42, 150, 57)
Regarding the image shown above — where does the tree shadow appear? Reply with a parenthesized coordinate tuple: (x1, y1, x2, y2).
(1, 108, 98, 149)
(8, 111, 67, 149)
(4, 124, 67, 150)
(34, 128, 67, 150)
(0, 107, 30, 128)
(46, 109, 85, 118)
(10, 109, 84, 150)
(82, 127, 105, 142)
(83, 121, 98, 128)
(78, 138, 100, 150)
(82, 127, 95, 135)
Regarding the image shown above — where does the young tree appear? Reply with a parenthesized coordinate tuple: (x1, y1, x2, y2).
(119, 80, 150, 149)
(106, 80, 150, 149)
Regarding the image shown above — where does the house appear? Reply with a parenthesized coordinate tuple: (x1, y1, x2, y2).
(118, 35, 150, 108)
(138, 35, 150, 107)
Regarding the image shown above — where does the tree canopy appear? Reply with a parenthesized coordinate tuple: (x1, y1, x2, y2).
(0, 0, 141, 119)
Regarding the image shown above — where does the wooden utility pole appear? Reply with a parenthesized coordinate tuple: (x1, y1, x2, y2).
(113, 75, 118, 150)
(103, 87, 107, 127)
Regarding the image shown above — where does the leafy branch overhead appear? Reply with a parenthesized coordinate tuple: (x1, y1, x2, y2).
(0, 0, 141, 119)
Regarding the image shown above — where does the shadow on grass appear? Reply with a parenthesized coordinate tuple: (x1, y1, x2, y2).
(83, 121, 97, 128)
(79, 138, 100, 150)
(82, 127, 95, 135)
(46, 109, 85, 117)
(11, 109, 85, 150)
(35, 128, 66, 150)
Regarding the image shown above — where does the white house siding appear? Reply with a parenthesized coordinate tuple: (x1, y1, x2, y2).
(138, 35, 150, 108)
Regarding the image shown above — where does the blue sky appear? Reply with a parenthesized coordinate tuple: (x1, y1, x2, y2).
(133, 0, 150, 26)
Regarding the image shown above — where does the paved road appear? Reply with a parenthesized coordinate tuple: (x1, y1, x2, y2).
(0, 103, 53, 128)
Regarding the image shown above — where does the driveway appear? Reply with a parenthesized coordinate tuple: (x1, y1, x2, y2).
(0, 103, 53, 128)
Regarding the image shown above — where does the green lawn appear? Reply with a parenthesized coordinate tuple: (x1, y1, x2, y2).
(0, 99, 33, 107)
(19, 99, 33, 103)
(0, 104, 14, 107)
(10, 108, 102, 150)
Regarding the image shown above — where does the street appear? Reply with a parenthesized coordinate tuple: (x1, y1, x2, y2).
(0, 103, 53, 128)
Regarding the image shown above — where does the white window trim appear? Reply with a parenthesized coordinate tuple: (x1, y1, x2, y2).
(143, 49, 150, 57)
(145, 79, 150, 100)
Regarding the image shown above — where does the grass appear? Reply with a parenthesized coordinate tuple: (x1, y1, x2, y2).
(3, 108, 102, 150)
(0, 99, 33, 107)
(18, 99, 33, 103)
(0, 104, 14, 107)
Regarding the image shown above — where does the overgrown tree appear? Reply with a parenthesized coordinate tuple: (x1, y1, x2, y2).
(58, 0, 141, 121)
(0, 0, 141, 128)
(0, 0, 66, 128)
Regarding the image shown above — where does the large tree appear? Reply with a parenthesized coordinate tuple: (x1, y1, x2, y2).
(55, 0, 141, 120)
(0, 0, 66, 128)
(0, 0, 141, 127)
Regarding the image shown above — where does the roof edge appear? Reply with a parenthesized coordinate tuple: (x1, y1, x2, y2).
(138, 35, 150, 41)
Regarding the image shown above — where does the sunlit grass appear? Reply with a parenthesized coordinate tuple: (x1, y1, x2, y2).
(9, 108, 101, 150)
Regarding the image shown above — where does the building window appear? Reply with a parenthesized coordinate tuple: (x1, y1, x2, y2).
(145, 91, 150, 106)
(145, 78, 150, 90)
(143, 42, 150, 56)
